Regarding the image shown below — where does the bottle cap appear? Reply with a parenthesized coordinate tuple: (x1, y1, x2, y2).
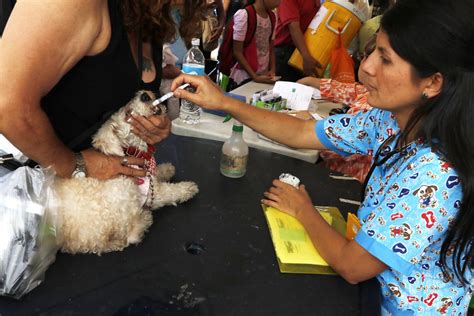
(232, 125, 243, 132)
(191, 38, 200, 46)
(232, 119, 243, 131)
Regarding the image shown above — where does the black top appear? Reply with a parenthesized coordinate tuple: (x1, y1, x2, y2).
(40, 0, 162, 151)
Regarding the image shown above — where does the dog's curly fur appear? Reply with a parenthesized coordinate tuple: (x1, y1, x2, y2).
(55, 91, 198, 255)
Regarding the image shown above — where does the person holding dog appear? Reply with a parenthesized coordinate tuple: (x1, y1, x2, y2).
(0, 0, 207, 179)
(172, 0, 474, 313)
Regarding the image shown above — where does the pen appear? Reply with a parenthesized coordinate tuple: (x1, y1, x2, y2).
(152, 83, 191, 106)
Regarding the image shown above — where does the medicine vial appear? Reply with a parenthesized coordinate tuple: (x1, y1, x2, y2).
(220, 120, 249, 178)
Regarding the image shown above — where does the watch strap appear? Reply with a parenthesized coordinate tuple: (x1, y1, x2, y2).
(72, 152, 87, 177)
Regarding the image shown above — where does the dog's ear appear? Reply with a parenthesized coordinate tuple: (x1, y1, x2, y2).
(413, 188, 420, 196)
(428, 185, 438, 192)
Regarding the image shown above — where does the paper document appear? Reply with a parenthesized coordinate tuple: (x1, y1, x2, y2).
(272, 81, 315, 111)
(312, 88, 321, 100)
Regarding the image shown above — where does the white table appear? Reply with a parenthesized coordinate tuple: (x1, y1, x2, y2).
(171, 81, 339, 163)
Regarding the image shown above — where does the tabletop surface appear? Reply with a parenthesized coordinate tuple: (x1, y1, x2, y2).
(0, 135, 379, 316)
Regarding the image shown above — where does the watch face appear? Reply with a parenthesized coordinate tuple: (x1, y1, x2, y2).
(73, 170, 86, 178)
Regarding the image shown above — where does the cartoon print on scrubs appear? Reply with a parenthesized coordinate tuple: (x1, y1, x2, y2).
(315, 108, 473, 315)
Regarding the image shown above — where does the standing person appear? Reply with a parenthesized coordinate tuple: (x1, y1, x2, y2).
(274, 0, 322, 81)
(0, 0, 206, 179)
(229, 0, 280, 87)
(173, 0, 474, 313)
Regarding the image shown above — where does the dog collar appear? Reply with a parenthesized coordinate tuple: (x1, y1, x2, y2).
(123, 145, 155, 161)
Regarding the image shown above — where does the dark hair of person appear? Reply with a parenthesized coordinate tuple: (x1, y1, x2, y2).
(178, 0, 208, 46)
(121, 0, 207, 46)
(243, 0, 256, 7)
(381, 0, 474, 284)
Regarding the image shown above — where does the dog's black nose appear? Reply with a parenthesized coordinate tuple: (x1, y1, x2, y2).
(140, 92, 151, 102)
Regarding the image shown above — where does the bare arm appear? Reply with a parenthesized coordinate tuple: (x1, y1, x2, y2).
(172, 74, 327, 150)
(297, 202, 387, 283)
(0, 1, 146, 179)
(269, 41, 276, 75)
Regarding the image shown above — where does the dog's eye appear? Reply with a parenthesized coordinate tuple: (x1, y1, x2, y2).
(140, 92, 151, 102)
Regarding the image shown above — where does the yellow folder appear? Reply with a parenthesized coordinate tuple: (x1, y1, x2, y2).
(261, 205, 346, 275)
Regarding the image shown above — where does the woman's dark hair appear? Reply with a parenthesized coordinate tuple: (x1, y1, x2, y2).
(121, 0, 207, 45)
(178, 0, 208, 46)
(382, 0, 474, 283)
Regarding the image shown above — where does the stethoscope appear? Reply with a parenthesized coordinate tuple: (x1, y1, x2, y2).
(360, 134, 408, 201)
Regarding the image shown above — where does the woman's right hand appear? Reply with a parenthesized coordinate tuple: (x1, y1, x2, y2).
(172, 74, 226, 111)
(81, 148, 146, 180)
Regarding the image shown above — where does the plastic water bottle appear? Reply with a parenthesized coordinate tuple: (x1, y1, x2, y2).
(220, 120, 249, 178)
(180, 38, 205, 124)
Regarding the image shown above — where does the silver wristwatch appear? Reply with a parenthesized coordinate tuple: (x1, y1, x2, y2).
(72, 152, 87, 178)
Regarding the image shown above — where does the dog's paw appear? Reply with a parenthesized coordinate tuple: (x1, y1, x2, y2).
(179, 181, 199, 199)
(171, 181, 199, 204)
(151, 181, 199, 209)
(155, 163, 176, 182)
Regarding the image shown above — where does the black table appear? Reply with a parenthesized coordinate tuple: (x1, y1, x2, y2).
(0, 135, 379, 316)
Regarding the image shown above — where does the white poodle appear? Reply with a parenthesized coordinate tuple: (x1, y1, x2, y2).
(54, 90, 198, 255)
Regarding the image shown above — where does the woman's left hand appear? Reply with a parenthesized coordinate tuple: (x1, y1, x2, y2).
(127, 113, 171, 145)
(262, 179, 314, 218)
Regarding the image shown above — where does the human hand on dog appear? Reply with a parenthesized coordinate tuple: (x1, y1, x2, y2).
(172, 74, 226, 111)
(126, 113, 171, 145)
(261, 180, 314, 220)
(82, 149, 146, 179)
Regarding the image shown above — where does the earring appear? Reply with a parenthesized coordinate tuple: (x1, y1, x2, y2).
(421, 92, 429, 100)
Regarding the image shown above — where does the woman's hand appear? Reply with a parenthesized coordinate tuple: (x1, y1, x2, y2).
(126, 113, 171, 145)
(262, 179, 314, 219)
(172, 74, 226, 111)
(81, 148, 146, 180)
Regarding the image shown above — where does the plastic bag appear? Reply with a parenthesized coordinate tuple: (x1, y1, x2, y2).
(0, 161, 60, 299)
(329, 31, 355, 83)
